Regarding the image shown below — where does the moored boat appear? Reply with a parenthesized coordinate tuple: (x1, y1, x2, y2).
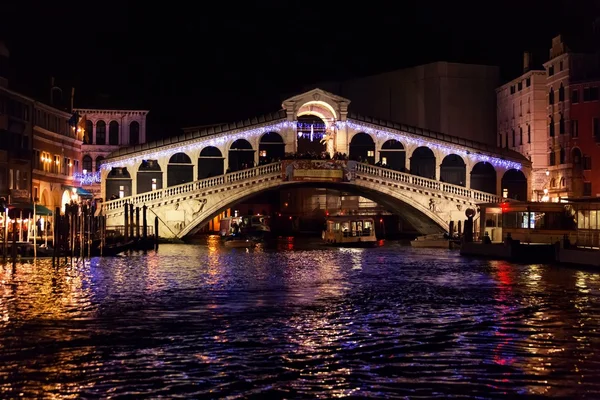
(322, 216, 378, 247)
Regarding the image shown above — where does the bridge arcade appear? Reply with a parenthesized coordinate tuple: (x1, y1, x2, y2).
(100, 89, 531, 237)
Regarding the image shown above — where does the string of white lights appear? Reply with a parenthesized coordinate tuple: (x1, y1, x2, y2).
(100, 118, 523, 172)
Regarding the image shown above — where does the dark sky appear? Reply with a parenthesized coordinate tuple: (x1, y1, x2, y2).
(2, 0, 600, 140)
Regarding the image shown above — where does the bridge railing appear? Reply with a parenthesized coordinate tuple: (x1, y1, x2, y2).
(355, 163, 501, 203)
(103, 160, 501, 214)
(103, 162, 283, 212)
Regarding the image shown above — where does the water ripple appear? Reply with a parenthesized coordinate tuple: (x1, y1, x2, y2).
(0, 241, 599, 398)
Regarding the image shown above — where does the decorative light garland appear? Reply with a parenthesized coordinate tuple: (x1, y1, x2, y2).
(340, 120, 523, 170)
(101, 118, 523, 171)
(74, 171, 102, 185)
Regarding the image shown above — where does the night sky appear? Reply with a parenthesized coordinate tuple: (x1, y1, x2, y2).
(2, 1, 599, 140)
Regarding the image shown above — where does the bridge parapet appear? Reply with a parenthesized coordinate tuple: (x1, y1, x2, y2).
(355, 164, 501, 203)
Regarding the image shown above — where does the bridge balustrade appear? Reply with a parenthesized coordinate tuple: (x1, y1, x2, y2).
(103, 160, 501, 215)
(354, 164, 501, 203)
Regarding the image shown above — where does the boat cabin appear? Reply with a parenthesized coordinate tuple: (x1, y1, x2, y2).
(322, 216, 377, 245)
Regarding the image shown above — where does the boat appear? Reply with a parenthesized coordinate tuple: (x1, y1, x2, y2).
(220, 215, 271, 242)
(410, 233, 460, 249)
(322, 216, 378, 247)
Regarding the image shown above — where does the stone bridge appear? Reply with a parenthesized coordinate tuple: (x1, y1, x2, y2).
(99, 88, 530, 238)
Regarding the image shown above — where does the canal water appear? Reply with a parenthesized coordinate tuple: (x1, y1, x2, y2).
(0, 239, 599, 399)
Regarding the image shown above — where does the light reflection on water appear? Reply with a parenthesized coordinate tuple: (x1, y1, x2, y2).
(0, 241, 599, 399)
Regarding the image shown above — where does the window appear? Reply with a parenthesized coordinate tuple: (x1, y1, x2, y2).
(510, 86, 515, 94)
(527, 125, 531, 143)
(512, 129, 515, 147)
(259, 150, 267, 157)
(527, 97, 531, 113)
(591, 87, 599, 101)
(549, 88, 554, 105)
(594, 117, 600, 138)
(367, 150, 374, 157)
(381, 157, 387, 165)
(559, 83, 565, 102)
(53, 155, 60, 174)
(109, 121, 119, 145)
(129, 121, 140, 145)
(82, 155, 92, 172)
(549, 151, 556, 166)
(548, 65, 554, 76)
(572, 120, 579, 137)
(84, 120, 93, 144)
(519, 126, 523, 145)
(559, 61, 564, 71)
(96, 156, 104, 172)
(584, 182, 592, 196)
(572, 89, 579, 103)
(549, 117, 555, 137)
(519, 100, 522, 116)
(559, 114, 565, 134)
(96, 120, 106, 145)
(518, 82, 522, 91)
(526, 77, 531, 87)
(560, 147, 565, 164)
(584, 156, 592, 170)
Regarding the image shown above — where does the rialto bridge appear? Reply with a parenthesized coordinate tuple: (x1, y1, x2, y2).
(99, 89, 531, 238)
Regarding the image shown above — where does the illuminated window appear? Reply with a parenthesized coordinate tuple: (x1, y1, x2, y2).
(151, 178, 157, 191)
(119, 185, 125, 199)
(367, 150, 374, 157)
(381, 157, 387, 164)
(259, 150, 267, 157)
(502, 188, 508, 198)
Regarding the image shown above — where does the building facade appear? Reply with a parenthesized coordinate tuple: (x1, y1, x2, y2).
(496, 52, 548, 201)
(498, 35, 600, 202)
(314, 62, 500, 146)
(73, 108, 149, 199)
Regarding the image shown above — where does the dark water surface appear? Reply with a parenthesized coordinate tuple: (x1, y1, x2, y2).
(0, 239, 599, 399)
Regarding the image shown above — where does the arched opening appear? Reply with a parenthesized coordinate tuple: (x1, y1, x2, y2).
(502, 169, 527, 201)
(470, 162, 496, 194)
(137, 160, 162, 194)
(296, 115, 326, 155)
(40, 189, 49, 207)
(61, 190, 73, 214)
(82, 155, 92, 173)
(228, 139, 254, 172)
(96, 120, 106, 145)
(106, 167, 131, 200)
(410, 147, 436, 179)
(95, 156, 104, 172)
(129, 121, 140, 145)
(259, 132, 285, 164)
(349, 132, 375, 164)
(198, 146, 224, 179)
(440, 154, 466, 186)
(109, 120, 119, 145)
(379, 139, 405, 171)
(167, 152, 193, 187)
(84, 120, 93, 144)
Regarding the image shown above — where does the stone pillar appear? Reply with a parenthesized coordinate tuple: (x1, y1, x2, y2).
(129, 162, 141, 197)
(496, 169, 504, 197)
(92, 121, 96, 144)
(100, 168, 109, 200)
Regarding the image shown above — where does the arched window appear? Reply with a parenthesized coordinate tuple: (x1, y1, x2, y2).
(129, 121, 140, 145)
(549, 117, 555, 137)
(519, 126, 523, 145)
(95, 156, 104, 172)
(96, 121, 106, 145)
(527, 125, 531, 143)
(82, 155, 92, 172)
(512, 129, 515, 147)
(559, 114, 565, 134)
(559, 83, 565, 102)
(84, 120, 93, 144)
(109, 121, 119, 145)
(549, 88, 555, 105)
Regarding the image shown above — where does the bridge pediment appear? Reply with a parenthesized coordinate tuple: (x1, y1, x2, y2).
(282, 88, 351, 122)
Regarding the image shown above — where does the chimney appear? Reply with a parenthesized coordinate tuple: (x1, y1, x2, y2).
(0, 41, 9, 88)
(523, 51, 532, 73)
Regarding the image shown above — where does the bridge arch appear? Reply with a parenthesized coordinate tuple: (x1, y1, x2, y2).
(379, 139, 405, 171)
(501, 169, 527, 200)
(198, 146, 224, 179)
(168, 152, 193, 187)
(106, 167, 131, 199)
(410, 146, 436, 179)
(440, 154, 466, 186)
(349, 132, 375, 163)
(178, 181, 450, 238)
(137, 160, 162, 194)
(259, 132, 285, 164)
(470, 162, 496, 194)
(228, 139, 254, 172)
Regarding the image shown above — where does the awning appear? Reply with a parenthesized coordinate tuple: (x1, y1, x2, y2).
(8, 203, 53, 217)
(63, 185, 94, 198)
